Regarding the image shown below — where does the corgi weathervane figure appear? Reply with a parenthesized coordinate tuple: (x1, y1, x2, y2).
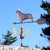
(16, 8, 34, 23)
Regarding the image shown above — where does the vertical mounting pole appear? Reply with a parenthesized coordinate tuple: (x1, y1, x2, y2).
(21, 39, 22, 47)
(21, 23, 22, 47)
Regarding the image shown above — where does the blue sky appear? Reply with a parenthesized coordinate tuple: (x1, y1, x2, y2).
(0, 0, 50, 48)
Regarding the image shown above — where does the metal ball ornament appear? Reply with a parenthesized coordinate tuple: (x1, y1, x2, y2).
(19, 34, 24, 39)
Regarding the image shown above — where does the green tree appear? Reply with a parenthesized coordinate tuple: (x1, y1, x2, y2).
(40, 0, 50, 41)
(41, 47, 50, 50)
(1, 31, 17, 45)
(35, 44, 40, 48)
(40, 0, 50, 25)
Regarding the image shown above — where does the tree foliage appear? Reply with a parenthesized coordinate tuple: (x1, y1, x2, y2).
(1, 31, 17, 45)
(42, 27, 50, 36)
(40, 0, 50, 25)
(40, 0, 50, 41)
(41, 47, 50, 50)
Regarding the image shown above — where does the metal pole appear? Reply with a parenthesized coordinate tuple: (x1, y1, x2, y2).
(21, 39, 22, 47)
(21, 23, 22, 47)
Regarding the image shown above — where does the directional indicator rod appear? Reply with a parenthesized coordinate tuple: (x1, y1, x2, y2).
(13, 20, 46, 25)
(13, 21, 36, 24)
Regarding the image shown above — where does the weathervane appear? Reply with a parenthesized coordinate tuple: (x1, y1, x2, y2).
(13, 8, 46, 47)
